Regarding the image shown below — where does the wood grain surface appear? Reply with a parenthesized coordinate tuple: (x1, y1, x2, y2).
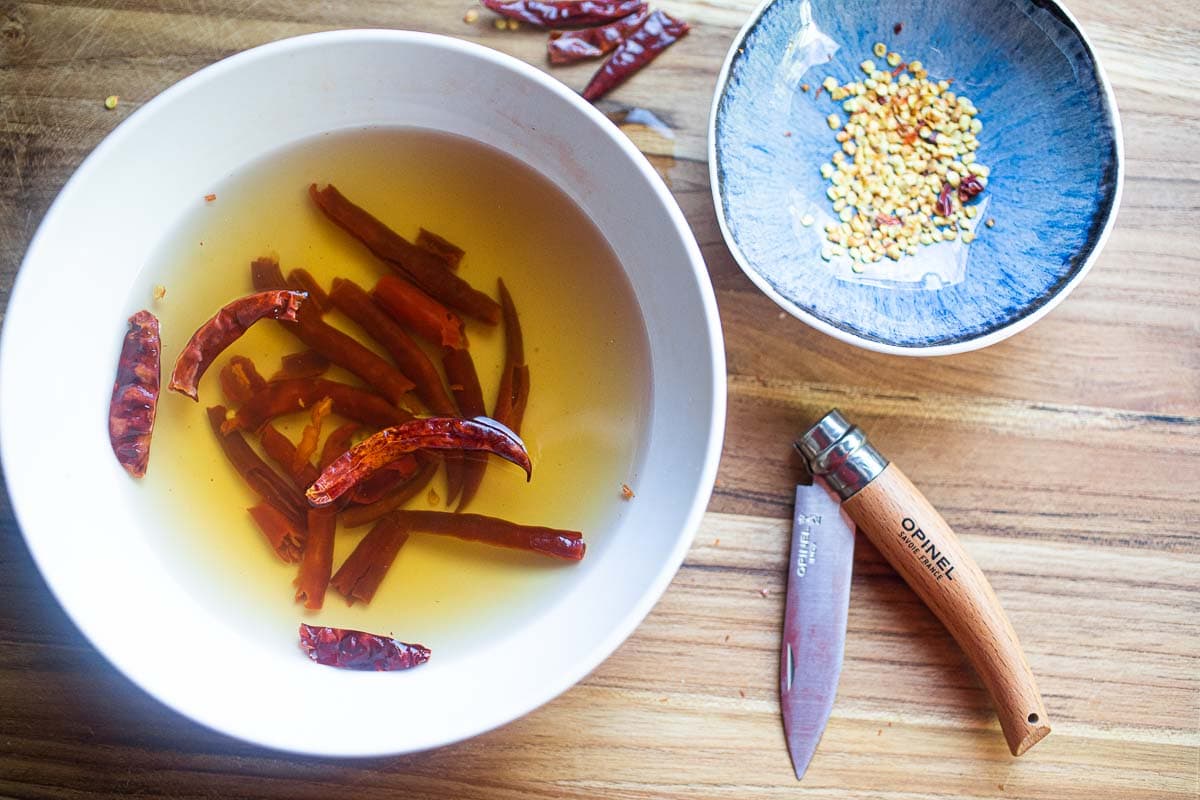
(1, 2, 1197, 798)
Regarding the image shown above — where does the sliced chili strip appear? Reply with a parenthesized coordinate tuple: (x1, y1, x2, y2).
(330, 516, 411, 605)
(416, 228, 464, 270)
(299, 623, 430, 671)
(308, 417, 530, 507)
(109, 310, 160, 478)
(251, 257, 415, 405)
(319, 422, 361, 471)
(372, 274, 466, 351)
(294, 508, 336, 610)
(293, 396, 332, 473)
(483, 0, 645, 28)
(493, 278, 527, 430)
(271, 350, 330, 382)
(260, 424, 320, 490)
(329, 278, 457, 415)
(547, 8, 649, 63)
(287, 268, 331, 313)
(206, 405, 307, 528)
(308, 184, 500, 324)
(247, 502, 304, 563)
(581, 10, 690, 102)
(390, 510, 585, 561)
(169, 290, 306, 401)
(219, 355, 267, 404)
(224, 378, 410, 433)
(443, 347, 489, 512)
(340, 460, 439, 528)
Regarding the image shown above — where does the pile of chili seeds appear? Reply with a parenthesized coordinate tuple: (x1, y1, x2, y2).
(811, 45, 992, 266)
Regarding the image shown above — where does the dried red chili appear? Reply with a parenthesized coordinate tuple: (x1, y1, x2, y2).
(108, 310, 160, 478)
(223, 378, 409, 434)
(388, 510, 585, 561)
(207, 405, 308, 528)
(936, 182, 955, 217)
(307, 417, 531, 507)
(247, 502, 304, 563)
(330, 516, 411, 605)
(298, 623, 430, 671)
(260, 424, 320, 490)
(415, 228, 464, 270)
(270, 350, 330, 382)
(957, 174, 985, 203)
(219, 355, 267, 404)
(308, 184, 500, 324)
(319, 422, 361, 471)
(351, 456, 420, 504)
(547, 8, 649, 64)
(286, 268, 331, 314)
(582, 10, 690, 102)
(329, 278, 457, 415)
(294, 509, 336, 610)
(340, 460, 440, 528)
(372, 274, 466, 351)
(169, 291, 305, 401)
(293, 397, 332, 473)
(483, 0, 645, 28)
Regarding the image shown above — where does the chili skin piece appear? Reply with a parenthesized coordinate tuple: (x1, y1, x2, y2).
(483, 0, 645, 28)
(169, 290, 306, 401)
(547, 8, 649, 64)
(109, 310, 161, 478)
(299, 623, 430, 671)
(389, 510, 585, 562)
(307, 417, 532, 507)
(581, 10, 691, 102)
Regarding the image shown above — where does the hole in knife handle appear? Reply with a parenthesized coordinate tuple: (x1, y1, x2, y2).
(786, 644, 795, 691)
(1027, 712, 1039, 724)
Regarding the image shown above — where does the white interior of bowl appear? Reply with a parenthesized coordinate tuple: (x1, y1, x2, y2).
(0, 30, 725, 756)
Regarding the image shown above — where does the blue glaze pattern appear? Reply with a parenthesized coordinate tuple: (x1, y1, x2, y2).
(712, 0, 1120, 349)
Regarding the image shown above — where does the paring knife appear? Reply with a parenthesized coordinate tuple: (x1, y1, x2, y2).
(782, 409, 1051, 780)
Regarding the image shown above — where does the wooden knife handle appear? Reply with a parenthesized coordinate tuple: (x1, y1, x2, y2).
(841, 463, 1050, 755)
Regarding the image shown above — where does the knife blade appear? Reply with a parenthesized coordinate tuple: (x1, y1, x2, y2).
(781, 482, 856, 780)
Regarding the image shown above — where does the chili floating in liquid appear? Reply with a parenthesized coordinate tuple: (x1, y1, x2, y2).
(169, 290, 306, 401)
(260, 424, 321, 490)
(372, 274, 466, 351)
(294, 508, 336, 610)
(271, 350, 330, 382)
(482, 0, 646, 28)
(292, 396, 332, 473)
(222, 377, 410, 433)
(389, 510, 585, 561)
(206, 405, 308, 528)
(298, 623, 430, 671)
(319, 422, 361, 471)
(218, 355, 266, 404)
(547, 7, 649, 64)
(581, 10, 691, 102)
(309, 184, 501, 324)
(108, 310, 161, 478)
(247, 502, 304, 563)
(329, 278, 457, 415)
(339, 460, 440, 528)
(286, 268, 331, 313)
(330, 516, 411, 605)
(307, 417, 531, 507)
(416, 228, 464, 270)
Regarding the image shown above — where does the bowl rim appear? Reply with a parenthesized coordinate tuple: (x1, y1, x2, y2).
(706, 0, 1125, 357)
(0, 28, 727, 755)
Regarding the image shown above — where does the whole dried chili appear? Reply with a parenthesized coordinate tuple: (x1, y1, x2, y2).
(581, 10, 690, 102)
(250, 259, 416, 406)
(388, 510, 585, 561)
(247, 502, 304, 563)
(219, 355, 267, 404)
(330, 516, 411, 605)
(547, 8, 649, 64)
(482, 0, 645, 28)
(329, 278, 458, 415)
(372, 274, 466, 351)
(294, 508, 336, 610)
(168, 290, 306, 401)
(286, 268, 330, 313)
(270, 350, 330, 382)
(416, 228, 464, 270)
(298, 623, 430, 671)
(936, 182, 956, 218)
(223, 378, 409, 433)
(207, 405, 308, 528)
(260, 424, 320, 490)
(958, 174, 986, 203)
(108, 310, 160, 478)
(308, 184, 501, 324)
(340, 460, 440, 528)
(307, 417, 531, 507)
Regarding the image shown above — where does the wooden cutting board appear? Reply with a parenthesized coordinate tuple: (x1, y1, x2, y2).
(0, 2, 1196, 798)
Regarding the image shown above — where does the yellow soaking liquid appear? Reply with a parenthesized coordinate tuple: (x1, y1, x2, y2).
(131, 128, 650, 661)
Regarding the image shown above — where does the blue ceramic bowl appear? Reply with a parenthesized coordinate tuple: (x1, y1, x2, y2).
(709, 0, 1122, 355)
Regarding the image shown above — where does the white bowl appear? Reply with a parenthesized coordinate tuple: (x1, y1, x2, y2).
(0, 30, 725, 756)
